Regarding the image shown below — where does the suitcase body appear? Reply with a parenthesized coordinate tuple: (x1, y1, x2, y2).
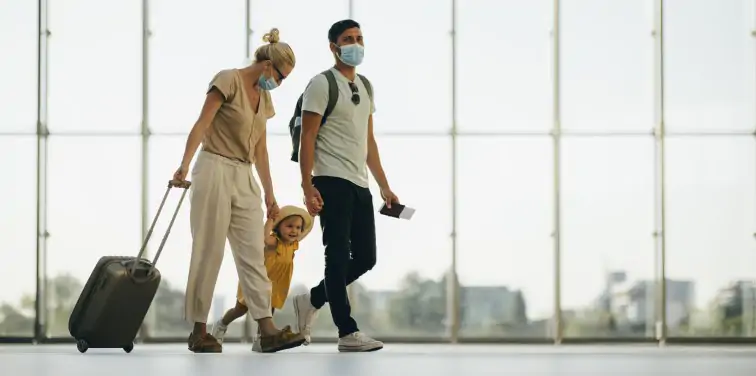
(68, 256, 161, 352)
(67, 179, 191, 354)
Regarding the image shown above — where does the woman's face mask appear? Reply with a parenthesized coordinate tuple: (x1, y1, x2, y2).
(335, 43, 365, 67)
(258, 74, 278, 91)
(258, 64, 280, 91)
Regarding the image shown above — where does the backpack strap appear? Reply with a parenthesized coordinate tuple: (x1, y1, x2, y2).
(356, 73, 373, 102)
(289, 70, 339, 163)
(321, 70, 339, 124)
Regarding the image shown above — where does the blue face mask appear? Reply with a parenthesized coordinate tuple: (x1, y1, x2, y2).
(336, 43, 364, 67)
(258, 74, 278, 91)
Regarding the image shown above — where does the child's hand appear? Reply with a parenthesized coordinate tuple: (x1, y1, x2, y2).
(265, 194, 280, 220)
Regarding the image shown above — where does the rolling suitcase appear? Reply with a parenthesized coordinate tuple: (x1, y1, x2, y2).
(68, 179, 191, 354)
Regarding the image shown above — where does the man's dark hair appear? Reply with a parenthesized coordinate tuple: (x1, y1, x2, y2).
(328, 19, 361, 44)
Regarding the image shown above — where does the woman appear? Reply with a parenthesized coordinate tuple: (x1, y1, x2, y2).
(172, 28, 305, 353)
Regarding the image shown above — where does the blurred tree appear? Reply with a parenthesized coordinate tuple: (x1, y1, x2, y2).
(0, 274, 83, 337)
(349, 282, 375, 330)
(0, 303, 34, 336)
(46, 274, 83, 336)
(149, 279, 192, 336)
(388, 272, 446, 334)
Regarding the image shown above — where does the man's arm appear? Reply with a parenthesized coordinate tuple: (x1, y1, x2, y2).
(300, 111, 321, 188)
(366, 114, 390, 190)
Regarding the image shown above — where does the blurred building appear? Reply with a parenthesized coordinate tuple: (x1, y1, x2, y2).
(713, 280, 756, 336)
(460, 286, 528, 330)
(593, 271, 695, 336)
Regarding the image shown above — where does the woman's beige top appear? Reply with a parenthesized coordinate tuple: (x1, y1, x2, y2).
(202, 69, 276, 164)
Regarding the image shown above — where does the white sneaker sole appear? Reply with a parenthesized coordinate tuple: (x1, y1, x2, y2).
(338, 342, 384, 352)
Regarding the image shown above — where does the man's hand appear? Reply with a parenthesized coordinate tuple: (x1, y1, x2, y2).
(303, 184, 324, 216)
(380, 187, 400, 209)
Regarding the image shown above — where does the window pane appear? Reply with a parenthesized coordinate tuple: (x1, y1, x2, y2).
(561, 0, 654, 132)
(249, 0, 348, 137)
(561, 137, 656, 338)
(47, 0, 141, 133)
(0, 136, 37, 336)
(666, 137, 756, 337)
(664, 0, 756, 132)
(145, 136, 241, 338)
(149, 0, 245, 133)
(354, 0, 452, 133)
(46, 136, 141, 337)
(457, 1, 552, 132)
(265, 135, 453, 338)
(457, 136, 554, 338)
(0, 1, 38, 133)
(363, 136, 452, 337)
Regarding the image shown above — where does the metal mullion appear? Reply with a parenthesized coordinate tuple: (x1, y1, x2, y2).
(34, 0, 50, 343)
(0, 131, 38, 136)
(750, 0, 756, 339)
(242, 0, 253, 343)
(35, 131, 142, 137)
(137, 0, 152, 341)
(665, 131, 756, 137)
(652, 0, 668, 345)
(551, 0, 563, 345)
(449, 0, 460, 344)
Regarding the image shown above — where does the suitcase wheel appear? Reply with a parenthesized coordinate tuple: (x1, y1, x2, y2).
(76, 339, 89, 353)
(123, 343, 134, 353)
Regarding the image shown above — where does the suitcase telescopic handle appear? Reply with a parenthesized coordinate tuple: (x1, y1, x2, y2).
(131, 180, 192, 276)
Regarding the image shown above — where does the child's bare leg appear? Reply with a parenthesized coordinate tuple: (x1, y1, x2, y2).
(221, 301, 249, 326)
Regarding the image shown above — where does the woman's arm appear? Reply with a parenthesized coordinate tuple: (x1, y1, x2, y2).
(254, 130, 275, 199)
(180, 89, 224, 170)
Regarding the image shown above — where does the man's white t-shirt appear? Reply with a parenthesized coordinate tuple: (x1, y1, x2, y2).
(301, 68, 375, 188)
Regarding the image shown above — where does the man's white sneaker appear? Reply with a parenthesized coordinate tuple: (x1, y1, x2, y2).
(210, 319, 228, 344)
(292, 293, 319, 345)
(337, 332, 384, 352)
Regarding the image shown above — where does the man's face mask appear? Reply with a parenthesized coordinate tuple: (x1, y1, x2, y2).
(335, 43, 364, 67)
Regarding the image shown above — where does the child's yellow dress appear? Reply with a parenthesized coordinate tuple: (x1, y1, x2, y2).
(236, 235, 299, 310)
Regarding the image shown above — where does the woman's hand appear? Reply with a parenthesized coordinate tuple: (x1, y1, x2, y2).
(173, 164, 189, 183)
(265, 193, 280, 220)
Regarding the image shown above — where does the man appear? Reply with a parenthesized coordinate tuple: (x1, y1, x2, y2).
(291, 19, 399, 352)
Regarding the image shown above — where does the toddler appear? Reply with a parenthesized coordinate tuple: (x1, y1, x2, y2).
(211, 205, 313, 351)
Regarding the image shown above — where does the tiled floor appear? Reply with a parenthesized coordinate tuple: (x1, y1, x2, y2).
(1, 343, 755, 375)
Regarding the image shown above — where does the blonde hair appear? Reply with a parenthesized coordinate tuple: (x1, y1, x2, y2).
(254, 28, 296, 69)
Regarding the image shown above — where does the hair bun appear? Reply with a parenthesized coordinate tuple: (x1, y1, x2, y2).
(262, 28, 280, 44)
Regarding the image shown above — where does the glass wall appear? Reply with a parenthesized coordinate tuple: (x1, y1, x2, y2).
(1, 0, 755, 343)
